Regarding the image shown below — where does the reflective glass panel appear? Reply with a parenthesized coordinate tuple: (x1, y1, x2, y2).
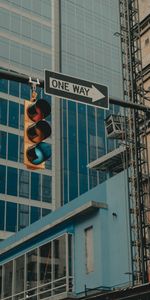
(26, 249, 37, 292)
(0, 200, 5, 230)
(22, 16, 31, 39)
(20, 104, 24, 130)
(0, 131, 7, 159)
(7, 167, 18, 196)
(0, 98, 7, 125)
(14, 255, 25, 294)
(31, 206, 41, 224)
(42, 208, 51, 217)
(8, 133, 18, 161)
(78, 104, 88, 194)
(42, 175, 52, 203)
(53, 235, 66, 280)
(31, 172, 41, 201)
(0, 79, 8, 93)
(0, 165, 6, 193)
(18, 204, 29, 230)
(6, 202, 17, 232)
(0, 266, 2, 299)
(39, 241, 52, 299)
(3, 261, 13, 298)
(39, 242, 51, 285)
(68, 101, 78, 201)
(21, 83, 30, 100)
(19, 169, 29, 198)
(8, 101, 19, 128)
(19, 136, 24, 163)
(9, 80, 19, 97)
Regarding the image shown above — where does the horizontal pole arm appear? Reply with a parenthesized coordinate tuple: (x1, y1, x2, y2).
(0, 69, 150, 114)
(0, 69, 44, 87)
(110, 98, 150, 114)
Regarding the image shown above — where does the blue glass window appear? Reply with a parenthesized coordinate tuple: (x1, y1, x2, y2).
(0, 131, 7, 159)
(9, 80, 19, 97)
(99, 171, 106, 184)
(42, 208, 51, 217)
(19, 136, 24, 163)
(42, 175, 52, 203)
(87, 106, 97, 163)
(18, 204, 29, 230)
(0, 200, 5, 230)
(0, 98, 7, 125)
(68, 101, 78, 200)
(21, 83, 30, 100)
(31, 172, 41, 201)
(78, 104, 88, 194)
(6, 202, 17, 232)
(8, 101, 19, 128)
(97, 109, 105, 157)
(31, 206, 41, 224)
(42, 91, 51, 105)
(45, 155, 52, 170)
(63, 171, 68, 205)
(0, 165, 6, 193)
(19, 169, 29, 198)
(0, 79, 8, 93)
(7, 167, 18, 196)
(20, 104, 24, 130)
(8, 133, 18, 161)
(107, 138, 115, 153)
(89, 169, 98, 189)
(62, 100, 68, 204)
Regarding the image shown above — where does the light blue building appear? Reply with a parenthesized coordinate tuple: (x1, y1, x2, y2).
(0, 171, 131, 299)
(0, 0, 123, 238)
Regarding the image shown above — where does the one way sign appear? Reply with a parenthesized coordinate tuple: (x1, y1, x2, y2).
(44, 70, 109, 110)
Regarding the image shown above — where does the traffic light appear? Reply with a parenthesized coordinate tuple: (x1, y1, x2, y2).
(24, 93, 51, 169)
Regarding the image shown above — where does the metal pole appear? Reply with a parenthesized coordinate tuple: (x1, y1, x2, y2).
(0, 69, 150, 114)
(0, 69, 44, 87)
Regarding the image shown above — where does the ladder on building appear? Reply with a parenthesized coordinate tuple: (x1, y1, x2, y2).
(119, 0, 150, 285)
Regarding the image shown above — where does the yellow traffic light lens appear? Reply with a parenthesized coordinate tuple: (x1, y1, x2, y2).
(27, 120, 51, 143)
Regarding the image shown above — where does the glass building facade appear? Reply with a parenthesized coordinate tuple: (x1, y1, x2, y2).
(60, 0, 123, 203)
(0, 0, 123, 234)
(0, 0, 54, 238)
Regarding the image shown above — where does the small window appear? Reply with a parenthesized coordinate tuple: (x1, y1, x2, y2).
(85, 226, 94, 273)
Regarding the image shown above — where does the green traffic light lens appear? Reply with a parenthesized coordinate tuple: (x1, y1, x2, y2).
(27, 142, 51, 165)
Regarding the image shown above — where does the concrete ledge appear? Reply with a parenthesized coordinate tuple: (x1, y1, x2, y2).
(0, 201, 107, 255)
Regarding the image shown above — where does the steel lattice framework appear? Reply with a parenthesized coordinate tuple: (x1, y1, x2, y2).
(119, 0, 150, 285)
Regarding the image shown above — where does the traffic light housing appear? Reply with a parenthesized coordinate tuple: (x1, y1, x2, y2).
(24, 94, 51, 169)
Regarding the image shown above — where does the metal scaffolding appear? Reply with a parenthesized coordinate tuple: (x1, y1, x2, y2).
(119, 0, 150, 285)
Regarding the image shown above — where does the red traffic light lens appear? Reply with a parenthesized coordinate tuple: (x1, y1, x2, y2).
(27, 99, 51, 122)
